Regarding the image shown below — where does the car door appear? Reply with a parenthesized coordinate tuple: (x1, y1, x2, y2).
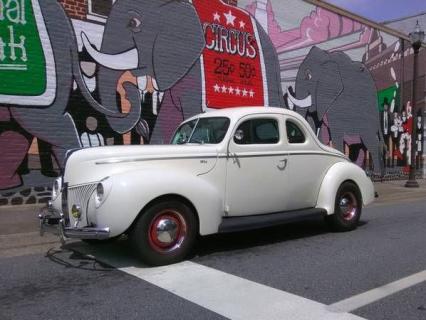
(225, 114, 290, 216)
(283, 116, 340, 210)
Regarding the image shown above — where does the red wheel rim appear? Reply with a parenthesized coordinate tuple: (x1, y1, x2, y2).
(339, 192, 358, 221)
(148, 210, 187, 253)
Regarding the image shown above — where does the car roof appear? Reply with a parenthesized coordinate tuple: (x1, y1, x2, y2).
(186, 107, 305, 123)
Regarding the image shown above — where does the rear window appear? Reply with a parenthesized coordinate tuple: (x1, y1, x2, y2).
(286, 120, 306, 144)
(234, 118, 279, 145)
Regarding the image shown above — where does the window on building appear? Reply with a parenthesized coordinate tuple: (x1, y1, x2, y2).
(234, 118, 279, 145)
(88, 0, 116, 19)
(286, 120, 305, 144)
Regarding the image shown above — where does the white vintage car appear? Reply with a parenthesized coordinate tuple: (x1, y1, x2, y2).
(40, 107, 375, 265)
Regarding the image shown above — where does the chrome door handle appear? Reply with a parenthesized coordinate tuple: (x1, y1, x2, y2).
(277, 159, 288, 171)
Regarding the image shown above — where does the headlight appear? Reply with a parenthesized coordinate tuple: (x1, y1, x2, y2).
(95, 177, 112, 208)
(96, 183, 104, 203)
(52, 177, 62, 200)
(71, 204, 82, 220)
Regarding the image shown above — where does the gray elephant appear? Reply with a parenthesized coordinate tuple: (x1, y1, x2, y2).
(286, 46, 384, 174)
(1, 1, 83, 170)
(1, 0, 284, 189)
(0, 1, 141, 188)
(81, 0, 284, 144)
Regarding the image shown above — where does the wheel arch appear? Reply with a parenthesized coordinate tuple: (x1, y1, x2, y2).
(316, 162, 374, 215)
(126, 193, 200, 235)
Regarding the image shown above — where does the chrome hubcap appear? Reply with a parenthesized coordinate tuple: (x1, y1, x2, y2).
(339, 192, 358, 221)
(148, 210, 187, 253)
(156, 218, 178, 244)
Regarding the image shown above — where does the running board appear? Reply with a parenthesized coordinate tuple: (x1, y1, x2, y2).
(218, 208, 327, 233)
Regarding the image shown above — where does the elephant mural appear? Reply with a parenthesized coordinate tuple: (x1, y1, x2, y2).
(81, 0, 284, 143)
(286, 47, 384, 174)
(1, 1, 83, 188)
(0, 0, 283, 190)
(0, 1, 138, 189)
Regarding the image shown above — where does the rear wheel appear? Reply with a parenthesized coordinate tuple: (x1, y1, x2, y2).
(130, 200, 197, 266)
(326, 182, 362, 232)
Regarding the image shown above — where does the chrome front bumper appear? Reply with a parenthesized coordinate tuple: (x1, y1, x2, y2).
(39, 202, 110, 243)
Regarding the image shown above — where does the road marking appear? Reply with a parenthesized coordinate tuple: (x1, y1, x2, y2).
(76, 245, 365, 320)
(328, 269, 426, 312)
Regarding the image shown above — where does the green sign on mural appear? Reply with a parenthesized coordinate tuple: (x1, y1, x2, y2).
(377, 85, 400, 113)
(0, 0, 46, 96)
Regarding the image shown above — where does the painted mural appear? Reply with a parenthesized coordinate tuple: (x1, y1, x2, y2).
(0, 0, 423, 204)
(0, 0, 283, 199)
(241, 0, 424, 175)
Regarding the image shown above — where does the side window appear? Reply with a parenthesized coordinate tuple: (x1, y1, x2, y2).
(171, 119, 197, 144)
(286, 120, 306, 144)
(234, 118, 279, 145)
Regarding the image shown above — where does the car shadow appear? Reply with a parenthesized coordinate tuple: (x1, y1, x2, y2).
(48, 218, 368, 270)
(194, 217, 368, 258)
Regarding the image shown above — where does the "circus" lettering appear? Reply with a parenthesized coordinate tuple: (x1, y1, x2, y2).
(203, 23, 257, 59)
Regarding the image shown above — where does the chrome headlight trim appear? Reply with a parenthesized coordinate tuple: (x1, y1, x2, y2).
(52, 177, 62, 201)
(96, 183, 104, 203)
(95, 176, 112, 208)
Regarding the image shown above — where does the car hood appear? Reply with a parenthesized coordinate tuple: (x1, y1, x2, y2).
(63, 144, 220, 186)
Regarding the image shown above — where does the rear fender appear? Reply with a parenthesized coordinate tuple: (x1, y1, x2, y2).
(316, 162, 375, 215)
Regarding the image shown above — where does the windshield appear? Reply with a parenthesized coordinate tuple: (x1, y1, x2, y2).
(171, 117, 230, 144)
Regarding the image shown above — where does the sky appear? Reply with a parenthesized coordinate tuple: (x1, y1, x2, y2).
(326, 0, 426, 22)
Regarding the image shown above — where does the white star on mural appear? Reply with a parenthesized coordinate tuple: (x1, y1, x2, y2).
(214, 84, 220, 92)
(239, 21, 246, 29)
(224, 10, 236, 26)
(249, 90, 255, 98)
(213, 12, 221, 22)
(235, 88, 241, 96)
(229, 86, 235, 94)
(242, 89, 248, 97)
(221, 85, 228, 93)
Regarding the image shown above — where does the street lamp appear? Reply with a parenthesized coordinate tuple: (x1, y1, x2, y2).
(405, 20, 424, 188)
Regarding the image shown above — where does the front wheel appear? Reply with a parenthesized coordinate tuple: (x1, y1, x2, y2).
(326, 182, 362, 232)
(130, 200, 197, 266)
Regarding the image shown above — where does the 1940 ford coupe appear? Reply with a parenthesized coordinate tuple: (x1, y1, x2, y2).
(39, 107, 375, 265)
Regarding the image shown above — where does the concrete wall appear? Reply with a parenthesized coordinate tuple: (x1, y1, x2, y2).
(0, 0, 423, 206)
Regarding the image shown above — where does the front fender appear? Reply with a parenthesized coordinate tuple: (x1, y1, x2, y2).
(93, 169, 223, 237)
(316, 162, 375, 215)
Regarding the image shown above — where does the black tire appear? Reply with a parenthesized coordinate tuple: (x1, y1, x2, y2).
(130, 200, 198, 266)
(326, 181, 362, 232)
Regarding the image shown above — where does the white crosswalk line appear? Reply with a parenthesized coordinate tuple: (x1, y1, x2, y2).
(78, 244, 365, 320)
(328, 269, 426, 313)
(119, 261, 366, 320)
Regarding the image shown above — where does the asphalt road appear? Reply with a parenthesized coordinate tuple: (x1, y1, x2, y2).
(0, 199, 425, 320)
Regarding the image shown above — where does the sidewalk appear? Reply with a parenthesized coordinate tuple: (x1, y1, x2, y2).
(0, 204, 60, 258)
(0, 180, 425, 257)
(372, 179, 426, 206)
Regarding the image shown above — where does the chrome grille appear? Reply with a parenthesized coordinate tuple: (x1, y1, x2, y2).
(61, 183, 69, 220)
(67, 184, 97, 224)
